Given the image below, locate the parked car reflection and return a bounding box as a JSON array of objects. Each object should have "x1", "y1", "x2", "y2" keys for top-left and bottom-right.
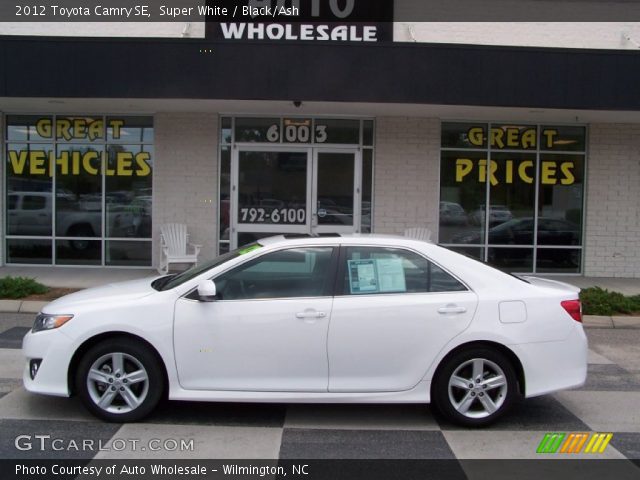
[
  {"x1": 440, "y1": 201, "x2": 468, "y2": 226},
  {"x1": 453, "y1": 217, "x2": 580, "y2": 246},
  {"x1": 470, "y1": 205, "x2": 513, "y2": 226},
  {"x1": 8, "y1": 191, "x2": 149, "y2": 247}
]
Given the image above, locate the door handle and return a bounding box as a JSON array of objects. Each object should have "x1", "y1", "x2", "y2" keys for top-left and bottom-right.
[
  {"x1": 296, "y1": 311, "x2": 327, "y2": 319},
  {"x1": 438, "y1": 305, "x2": 467, "y2": 314}
]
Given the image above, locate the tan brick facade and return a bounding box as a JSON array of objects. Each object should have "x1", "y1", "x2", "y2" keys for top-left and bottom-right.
[
  {"x1": 584, "y1": 124, "x2": 640, "y2": 277},
  {"x1": 373, "y1": 117, "x2": 440, "y2": 238},
  {"x1": 153, "y1": 113, "x2": 219, "y2": 267}
]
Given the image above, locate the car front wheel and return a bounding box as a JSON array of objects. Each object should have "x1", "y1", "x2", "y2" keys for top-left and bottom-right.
[
  {"x1": 432, "y1": 347, "x2": 518, "y2": 427},
  {"x1": 76, "y1": 338, "x2": 164, "y2": 422}
]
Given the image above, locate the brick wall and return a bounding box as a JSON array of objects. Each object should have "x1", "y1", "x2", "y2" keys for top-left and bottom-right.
[
  {"x1": 373, "y1": 117, "x2": 440, "y2": 238},
  {"x1": 153, "y1": 113, "x2": 219, "y2": 268},
  {"x1": 584, "y1": 124, "x2": 640, "y2": 277}
]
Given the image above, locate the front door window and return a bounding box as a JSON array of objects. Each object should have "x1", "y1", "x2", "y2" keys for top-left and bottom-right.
[
  {"x1": 218, "y1": 117, "x2": 374, "y2": 253},
  {"x1": 231, "y1": 147, "x2": 360, "y2": 248}
]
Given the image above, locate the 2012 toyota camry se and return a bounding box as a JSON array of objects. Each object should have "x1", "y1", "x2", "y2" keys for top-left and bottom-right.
[{"x1": 22, "y1": 234, "x2": 587, "y2": 426}]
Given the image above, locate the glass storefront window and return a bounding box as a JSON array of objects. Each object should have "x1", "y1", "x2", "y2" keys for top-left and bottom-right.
[
  {"x1": 440, "y1": 123, "x2": 586, "y2": 274},
  {"x1": 219, "y1": 116, "x2": 374, "y2": 255},
  {"x1": 235, "y1": 117, "x2": 281, "y2": 143},
  {"x1": 439, "y1": 150, "x2": 486, "y2": 245},
  {"x1": 237, "y1": 151, "x2": 308, "y2": 226},
  {"x1": 4, "y1": 115, "x2": 153, "y2": 266}
]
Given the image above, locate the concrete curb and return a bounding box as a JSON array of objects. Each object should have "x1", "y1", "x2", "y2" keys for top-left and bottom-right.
[{"x1": 0, "y1": 300, "x2": 48, "y2": 314}]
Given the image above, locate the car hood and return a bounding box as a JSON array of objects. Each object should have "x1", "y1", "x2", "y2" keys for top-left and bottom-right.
[{"x1": 42, "y1": 277, "x2": 158, "y2": 313}]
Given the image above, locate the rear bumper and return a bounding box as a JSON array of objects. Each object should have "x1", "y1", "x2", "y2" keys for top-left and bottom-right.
[{"x1": 511, "y1": 324, "x2": 588, "y2": 398}]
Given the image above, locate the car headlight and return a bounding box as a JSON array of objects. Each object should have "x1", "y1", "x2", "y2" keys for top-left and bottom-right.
[{"x1": 32, "y1": 313, "x2": 74, "y2": 333}]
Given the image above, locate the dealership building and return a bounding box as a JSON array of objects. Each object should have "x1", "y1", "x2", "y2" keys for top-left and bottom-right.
[{"x1": 1, "y1": 7, "x2": 640, "y2": 277}]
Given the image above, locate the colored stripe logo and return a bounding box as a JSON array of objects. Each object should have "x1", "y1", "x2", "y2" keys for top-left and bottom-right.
[{"x1": 537, "y1": 432, "x2": 613, "y2": 454}]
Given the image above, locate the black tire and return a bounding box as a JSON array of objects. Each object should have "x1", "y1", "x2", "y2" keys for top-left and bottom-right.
[
  {"x1": 75, "y1": 338, "x2": 164, "y2": 422},
  {"x1": 432, "y1": 347, "x2": 519, "y2": 427}
]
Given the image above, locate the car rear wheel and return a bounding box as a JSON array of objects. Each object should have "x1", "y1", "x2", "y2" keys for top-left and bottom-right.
[
  {"x1": 76, "y1": 338, "x2": 164, "y2": 422},
  {"x1": 432, "y1": 347, "x2": 518, "y2": 427}
]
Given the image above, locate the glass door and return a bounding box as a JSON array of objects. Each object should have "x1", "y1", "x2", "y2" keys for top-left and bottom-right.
[
  {"x1": 231, "y1": 147, "x2": 360, "y2": 248},
  {"x1": 312, "y1": 149, "x2": 360, "y2": 236}
]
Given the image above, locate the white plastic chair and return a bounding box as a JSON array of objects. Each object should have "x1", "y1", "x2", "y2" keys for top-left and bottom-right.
[
  {"x1": 158, "y1": 223, "x2": 201, "y2": 274},
  {"x1": 403, "y1": 227, "x2": 433, "y2": 243}
]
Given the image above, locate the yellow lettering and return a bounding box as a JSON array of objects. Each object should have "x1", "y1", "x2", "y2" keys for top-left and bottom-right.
[
  {"x1": 478, "y1": 159, "x2": 487, "y2": 183},
  {"x1": 542, "y1": 129, "x2": 558, "y2": 149},
  {"x1": 8, "y1": 151, "x2": 28, "y2": 174},
  {"x1": 135, "y1": 152, "x2": 152, "y2": 176},
  {"x1": 455, "y1": 158, "x2": 474, "y2": 182},
  {"x1": 490, "y1": 128, "x2": 504, "y2": 149},
  {"x1": 488, "y1": 160, "x2": 498, "y2": 186},
  {"x1": 467, "y1": 127, "x2": 484, "y2": 147},
  {"x1": 88, "y1": 119, "x2": 104, "y2": 141},
  {"x1": 116, "y1": 153, "x2": 134, "y2": 176},
  {"x1": 73, "y1": 119, "x2": 87, "y2": 139},
  {"x1": 560, "y1": 162, "x2": 575, "y2": 185},
  {"x1": 35, "y1": 119, "x2": 52, "y2": 138},
  {"x1": 505, "y1": 160, "x2": 514, "y2": 184},
  {"x1": 82, "y1": 151, "x2": 100, "y2": 175},
  {"x1": 518, "y1": 160, "x2": 534, "y2": 183},
  {"x1": 521, "y1": 128, "x2": 536, "y2": 148},
  {"x1": 506, "y1": 128, "x2": 519, "y2": 148},
  {"x1": 72, "y1": 151, "x2": 80, "y2": 175},
  {"x1": 541, "y1": 161, "x2": 557, "y2": 184},
  {"x1": 110, "y1": 119, "x2": 124, "y2": 140},
  {"x1": 30, "y1": 151, "x2": 46, "y2": 175},
  {"x1": 56, "y1": 119, "x2": 72, "y2": 141},
  {"x1": 56, "y1": 151, "x2": 69, "y2": 175}
]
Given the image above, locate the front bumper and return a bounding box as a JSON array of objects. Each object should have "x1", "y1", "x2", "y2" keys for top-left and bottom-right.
[{"x1": 22, "y1": 328, "x2": 74, "y2": 397}]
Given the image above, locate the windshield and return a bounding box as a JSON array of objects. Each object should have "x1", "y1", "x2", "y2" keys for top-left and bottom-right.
[{"x1": 152, "y1": 243, "x2": 262, "y2": 291}]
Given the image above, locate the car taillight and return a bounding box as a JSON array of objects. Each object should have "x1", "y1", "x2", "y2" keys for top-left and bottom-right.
[{"x1": 561, "y1": 299, "x2": 582, "y2": 323}]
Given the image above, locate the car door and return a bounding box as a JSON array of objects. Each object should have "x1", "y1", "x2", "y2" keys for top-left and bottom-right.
[
  {"x1": 174, "y1": 246, "x2": 337, "y2": 392},
  {"x1": 328, "y1": 245, "x2": 478, "y2": 392}
]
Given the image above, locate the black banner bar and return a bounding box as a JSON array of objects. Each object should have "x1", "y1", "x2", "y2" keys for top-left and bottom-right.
[
  {"x1": 3, "y1": 459, "x2": 640, "y2": 480},
  {"x1": 3, "y1": 1, "x2": 640, "y2": 22}
]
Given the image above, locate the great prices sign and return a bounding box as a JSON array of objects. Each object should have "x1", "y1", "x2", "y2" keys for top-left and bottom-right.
[{"x1": 451, "y1": 125, "x2": 582, "y2": 186}]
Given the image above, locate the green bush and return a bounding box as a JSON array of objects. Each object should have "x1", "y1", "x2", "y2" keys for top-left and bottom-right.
[
  {"x1": 0, "y1": 276, "x2": 48, "y2": 299},
  {"x1": 580, "y1": 287, "x2": 640, "y2": 316}
]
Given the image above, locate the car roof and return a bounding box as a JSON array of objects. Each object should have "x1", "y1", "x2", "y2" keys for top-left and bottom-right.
[{"x1": 257, "y1": 233, "x2": 411, "y2": 247}]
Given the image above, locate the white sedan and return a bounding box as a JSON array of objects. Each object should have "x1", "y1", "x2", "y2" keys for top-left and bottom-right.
[{"x1": 22, "y1": 235, "x2": 587, "y2": 426}]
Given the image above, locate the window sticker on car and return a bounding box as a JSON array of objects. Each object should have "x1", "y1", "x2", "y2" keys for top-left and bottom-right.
[
  {"x1": 348, "y1": 258, "x2": 408, "y2": 294},
  {"x1": 238, "y1": 244, "x2": 262, "y2": 255},
  {"x1": 376, "y1": 258, "x2": 407, "y2": 293},
  {"x1": 348, "y1": 259, "x2": 379, "y2": 294}
]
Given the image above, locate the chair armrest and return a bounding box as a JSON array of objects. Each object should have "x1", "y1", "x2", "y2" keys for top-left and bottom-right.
[{"x1": 188, "y1": 243, "x2": 202, "y2": 256}]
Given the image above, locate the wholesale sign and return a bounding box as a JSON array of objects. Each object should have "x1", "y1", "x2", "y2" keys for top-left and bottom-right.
[{"x1": 206, "y1": 0, "x2": 394, "y2": 42}]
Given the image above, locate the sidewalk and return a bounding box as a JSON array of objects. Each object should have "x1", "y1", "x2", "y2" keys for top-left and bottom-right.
[{"x1": 0, "y1": 265, "x2": 157, "y2": 289}]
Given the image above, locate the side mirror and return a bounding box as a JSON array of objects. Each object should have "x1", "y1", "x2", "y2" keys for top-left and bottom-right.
[{"x1": 197, "y1": 280, "x2": 217, "y2": 302}]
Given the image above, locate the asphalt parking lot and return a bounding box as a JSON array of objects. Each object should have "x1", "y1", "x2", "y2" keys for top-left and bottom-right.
[{"x1": 0, "y1": 313, "x2": 639, "y2": 478}]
